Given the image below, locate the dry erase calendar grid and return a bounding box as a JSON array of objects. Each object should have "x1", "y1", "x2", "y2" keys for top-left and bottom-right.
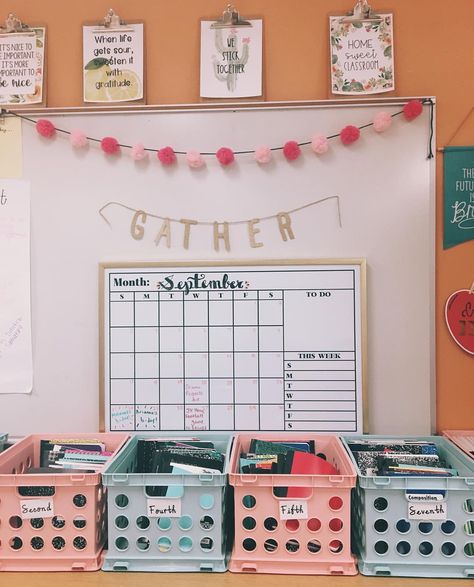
[{"x1": 102, "y1": 262, "x2": 364, "y2": 433}]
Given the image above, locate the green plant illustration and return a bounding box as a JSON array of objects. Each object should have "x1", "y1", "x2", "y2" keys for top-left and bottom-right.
[{"x1": 212, "y1": 28, "x2": 249, "y2": 92}]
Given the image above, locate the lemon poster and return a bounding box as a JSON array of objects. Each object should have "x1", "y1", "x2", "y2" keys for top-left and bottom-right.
[{"x1": 82, "y1": 24, "x2": 143, "y2": 103}]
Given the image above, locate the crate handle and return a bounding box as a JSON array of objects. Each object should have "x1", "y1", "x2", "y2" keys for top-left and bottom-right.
[
  {"x1": 329, "y1": 566, "x2": 345, "y2": 575},
  {"x1": 328, "y1": 475, "x2": 344, "y2": 484},
  {"x1": 372, "y1": 477, "x2": 391, "y2": 486},
  {"x1": 464, "y1": 478, "x2": 474, "y2": 487},
  {"x1": 374, "y1": 566, "x2": 392, "y2": 576},
  {"x1": 112, "y1": 474, "x2": 129, "y2": 484},
  {"x1": 463, "y1": 568, "x2": 474, "y2": 577},
  {"x1": 199, "y1": 473, "x2": 215, "y2": 483},
  {"x1": 240, "y1": 475, "x2": 258, "y2": 483},
  {"x1": 70, "y1": 475, "x2": 86, "y2": 483}
]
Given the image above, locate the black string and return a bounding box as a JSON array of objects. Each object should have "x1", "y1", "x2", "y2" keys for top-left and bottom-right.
[
  {"x1": 2, "y1": 101, "x2": 428, "y2": 157},
  {"x1": 425, "y1": 98, "x2": 435, "y2": 159}
]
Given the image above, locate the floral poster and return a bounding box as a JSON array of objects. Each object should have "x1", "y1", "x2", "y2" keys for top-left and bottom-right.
[
  {"x1": 0, "y1": 28, "x2": 45, "y2": 105},
  {"x1": 329, "y1": 15, "x2": 394, "y2": 95},
  {"x1": 200, "y1": 20, "x2": 263, "y2": 98}
]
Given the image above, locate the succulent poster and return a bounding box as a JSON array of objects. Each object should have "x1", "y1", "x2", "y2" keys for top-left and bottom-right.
[
  {"x1": 0, "y1": 28, "x2": 45, "y2": 105},
  {"x1": 200, "y1": 20, "x2": 263, "y2": 98},
  {"x1": 83, "y1": 24, "x2": 144, "y2": 103},
  {"x1": 330, "y1": 15, "x2": 394, "y2": 95}
]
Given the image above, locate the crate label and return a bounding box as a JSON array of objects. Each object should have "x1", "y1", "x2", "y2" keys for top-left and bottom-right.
[
  {"x1": 20, "y1": 498, "x2": 54, "y2": 519},
  {"x1": 408, "y1": 501, "x2": 447, "y2": 521},
  {"x1": 279, "y1": 500, "x2": 308, "y2": 520},
  {"x1": 146, "y1": 498, "x2": 181, "y2": 518},
  {"x1": 406, "y1": 490, "x2": 446, "y2": 502}
]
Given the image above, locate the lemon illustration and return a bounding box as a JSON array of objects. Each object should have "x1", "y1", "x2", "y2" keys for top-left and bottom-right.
[
  {"x1": 105, "y1": 69, "x2": 141, "y2": 102},
  {"x1": 84, "y1": 58, "x2": 110, "y2": 102}
]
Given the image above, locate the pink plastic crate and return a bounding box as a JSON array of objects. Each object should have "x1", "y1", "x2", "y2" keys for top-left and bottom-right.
[
  {"x1": 0, "y1": 432, "x2": 128, "y2": 571},
  {"x1": 443, "y1": 430, "x2": 474, "y2": 460},
  {"x1": 228, "y1": 433, "x2": 357, "y2": 575}
]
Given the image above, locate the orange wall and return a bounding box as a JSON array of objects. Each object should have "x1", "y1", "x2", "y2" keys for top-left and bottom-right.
[{"x1": 9, "y1": 0, "x2": 474, "y2": 431}]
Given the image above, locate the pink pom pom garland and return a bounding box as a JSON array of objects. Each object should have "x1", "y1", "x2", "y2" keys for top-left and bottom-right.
[
  {"x1": 157, "y1": 146, "x2": 177, "y2": 165},
  {"x1": 69, "y1": 129, "x2": 88, "y2": 148},
  {"x1": 283, "y1": 140, "x2": 301, "y2": 161},
  {"x1": 23, "y1": 99, "x2": 428, "y2": 166},
  {"x1": 131, "y1": 143, "x2": 148, "y2": 161},
  {"x1": 403, "y1": 99, "x2": 423, "y2": 121},
  {"x1": 254, "y1": 146, "x2": 272, "y2": 164},
  {"x1": 340, "y1": 125, "x2": 360, "y2": 146},
  {"x1": 373, "y1": 112, "x2": 392, "y2": 133},
  {"x1": 311, "y1": 134, "x2": 329, "y2": 154},
  {"x1": 216, "y1": 147, "x2": 235, "y2": 166},
  {"x1": 36, "y1": 119, "x2": 56, "y2": 138},
  {"x1": 186, "y1": 150, "x2": 205, "y2": 169},
  {"x1": 101, "y1": 136, "x2": 120, "y2": 155}
]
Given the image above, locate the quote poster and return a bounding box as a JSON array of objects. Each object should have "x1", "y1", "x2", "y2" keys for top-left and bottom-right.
[
  {"x1": 83, "y1": 23, "x2": 144, "y2": 103},
  {"x1": 0, "y1": 28, "x2": 45, "y2": 105},
  {"x1": 330, "y1": 14, "x2": 394, "y2": 95},
  {"x1": 200, "y1": 20, "x2": 262, "y2": 98},
  {"x1": 443, "y1": 146, "x2": 474, "y2": 249}
]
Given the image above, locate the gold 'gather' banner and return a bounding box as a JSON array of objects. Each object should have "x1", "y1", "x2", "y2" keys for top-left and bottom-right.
[{"x1": 98, "y1": 196, "x2": 342, "y2": 251}]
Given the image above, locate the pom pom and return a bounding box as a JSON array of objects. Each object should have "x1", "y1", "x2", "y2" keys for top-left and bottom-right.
[
  {"x1": 283, "y1": 140, "x2": 301, "y2": 161},
  {"x1": 69, "y1": 129, "x2": 88, "y2": 148},
  {"x1": 311, "y1": 134, "x2": 329, "y2": 155},
  {"x1": 216, "y1": 147, "x2": 235, "y2": 166},
  {"x1": 36, "y1": 119, "x2": 56, "y2": 138},
  {"x1": 373, "y1": 112, "x2": 392, "y2": 133},
  {"x1": 131, "y1": 143, "x2": 148, "y2": 161},
  {"x1": 101, "y1": 136, "x2": 120, "y2": 155},
  {"x1": 186, "y1": 150, "x2": 205, "y2": 169},
  {"x1": 158, "y1": 146, "x2": 177, "y2": 165},
  {"x1": 340, "y1": 125, "x2": 360, "y2": 146},
  {"x1": 403, "y1": 99, "x2": 423, "y2": 121},
  {"x1": 254, "y1": 146, "x2": 272, "y2": 164}
]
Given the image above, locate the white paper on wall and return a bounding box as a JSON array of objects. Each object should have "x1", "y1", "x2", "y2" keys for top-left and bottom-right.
[{"x1": 0, "y1": 180, "x2": 32, "y2": 394}]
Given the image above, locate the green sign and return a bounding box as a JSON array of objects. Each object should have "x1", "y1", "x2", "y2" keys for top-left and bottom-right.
[{"x1": 444, "y1": 146, "x2": 474, "y2": 249}]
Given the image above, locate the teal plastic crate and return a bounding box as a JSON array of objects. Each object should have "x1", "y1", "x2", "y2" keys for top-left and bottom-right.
[
  {"x1": 343, "y1": 435, "x2": 474, "y2": 578},
  {"x1": 102, "y1": 434, "x2": 233, "y2": 572},
  {"x1": 0, "y1": 434, "x2": 8, "y2": 453}
]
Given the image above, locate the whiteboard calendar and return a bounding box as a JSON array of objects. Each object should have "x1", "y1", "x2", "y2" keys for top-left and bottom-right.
[{"x1": 100, "y1": 260, "x2": 365, "y2": 433}]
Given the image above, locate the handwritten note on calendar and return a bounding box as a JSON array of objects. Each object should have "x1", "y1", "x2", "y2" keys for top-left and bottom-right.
[{"x1": 101, "y1": 261, "x2": 365, "y2": 433}]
